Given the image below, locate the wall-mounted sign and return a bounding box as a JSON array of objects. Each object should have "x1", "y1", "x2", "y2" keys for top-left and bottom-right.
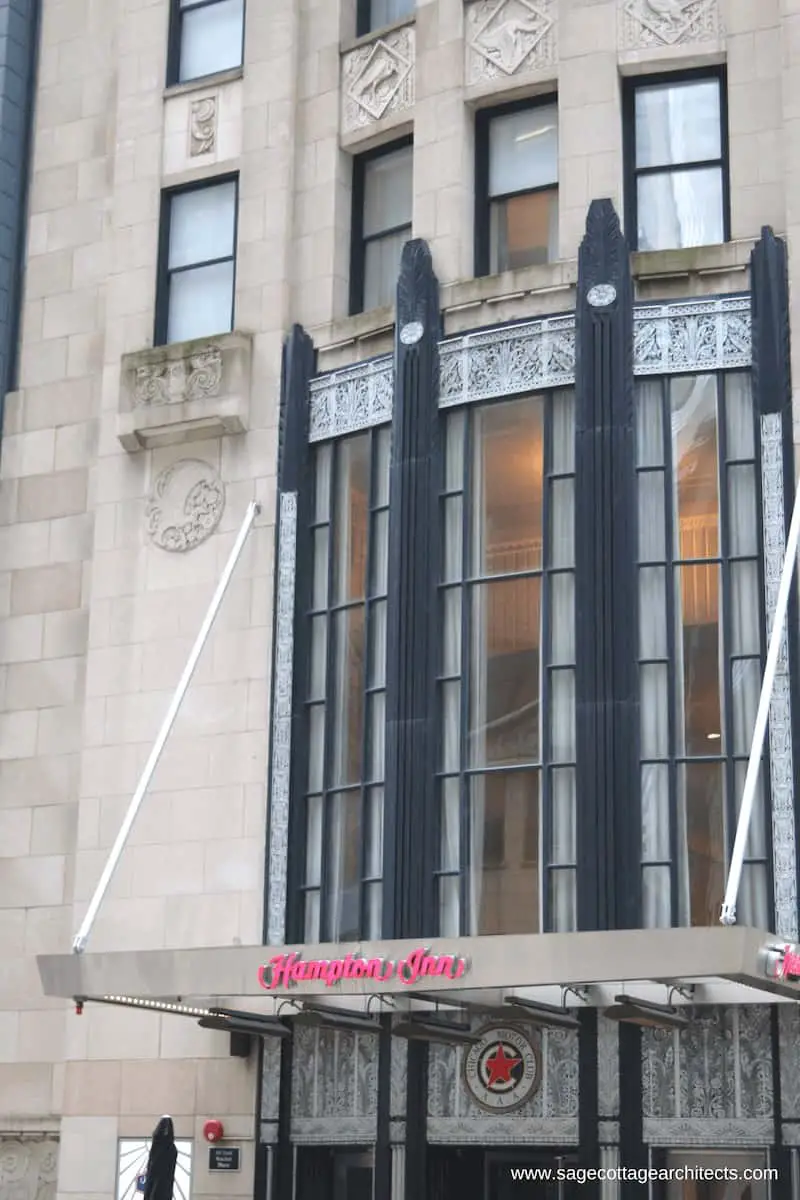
[
  {"x1": 209, "y1": 1147, "x2": 241, "y2": 1172},
  {"x1": 463, "y1": 1025, "x2": 541, "y2": 1113},
  {"x1": 258, "y1": 946, "x2": 470, "y2": 991},
  {"x1": 135, "y1": 1174, "x2": 147, "y2": 1193},
  {"x1": 759, "y1": 940, "x2": 800, "y2": 982}
]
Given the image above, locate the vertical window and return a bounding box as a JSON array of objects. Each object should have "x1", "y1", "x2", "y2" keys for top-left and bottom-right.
[
  {"x1": 476, "y1": 100, "x2": 559, "y2": 277},
  {"x1": 351, "y1": 142, "x2": 413, "y2": 315},
  {"x1": 437, "y1": 391, "x2": 577, "y2": 937},
  {"x1": 169, "y1": 0, "x2": 245, "y2": 86},
  {"x1": 637, "y1": 373, "x2": 769, "y2": 929},
  {"x1": 625, "y1": 70, "x2": 729, "y2": 252},
  {"x1": 357, "y1": 0, "x2": 415, "y2": 36},
  {"x1": 303, "y1": 428, "x2": 390, "y2": 943},
  {"x1": 157, "y1": 178, "x2": 237, "y2": 346}
]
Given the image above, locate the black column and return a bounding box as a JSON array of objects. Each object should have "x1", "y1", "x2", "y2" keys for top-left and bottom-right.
[
  {"x1": 574, "y1": 199, "x2": 640, "y2": 931},
  {"x1": 618, "y1": 1025, "x2": 645, "y2": 1200},
  {"x1": 383, "y1": 239, "x2": 441, "y2": 939}
]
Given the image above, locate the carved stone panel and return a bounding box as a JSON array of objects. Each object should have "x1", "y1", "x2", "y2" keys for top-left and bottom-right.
[
  {"x1": 620, "y1": 0, "x2": 723, "y2": 52},
  {"x1": 466, "y1": 0, "x2": 557, "y2": 87},
  {"x1": 342, "y1": 25, "x2": 415, "y2": 135},
  {"x1": 118, "y1": 331, "x2": 252, "y2": 451},
  {"x1": 0, "y1": 1138, "x2": 58, "y2": 1200},
  {"x1": 189, "y1": 96, "x2": 217, "y2": 156},
  {"x1": 291, "y1": 1024, "x2": 379, "y2": 1144},
  {"x1": 145, "y1": 458, "x2": 225, "y2": 552},
  {"x1": 779, "y1": 1005, "x2": 800, "y2": 1120},
  {"x1": 309, "y1": 357, "x2": 394, "y2": 442},
  {"x1": 642, "y1": 1007, "x2": 773, "y2": 1145}
]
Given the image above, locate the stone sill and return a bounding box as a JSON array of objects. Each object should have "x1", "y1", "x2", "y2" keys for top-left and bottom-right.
[
  {"x1": 163, "y1": 65, "x2": 244, "y2": 100},
  {"x1": 631, "y1": 239, "x2": 757, "y2": 283},
  {"x1": 117, "y1": 331, "x2": 252, "y2": 452},
  {"x1": 341, "y1": 15, "x2": 415, "y2": 54}
]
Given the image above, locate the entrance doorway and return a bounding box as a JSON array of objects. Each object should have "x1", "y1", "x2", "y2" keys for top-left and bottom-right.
[
  {"x1": 295, "y1": 1147, "x2": 374, "y2": 1200},
  {"x1": 428, "y1": 1147, "x2": 579, "y2": 1200}
]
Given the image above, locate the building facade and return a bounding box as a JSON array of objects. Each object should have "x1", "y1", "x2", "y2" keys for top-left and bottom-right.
[{"x1": 4, "y1": 1, "x2": 800, "y2": 1199}]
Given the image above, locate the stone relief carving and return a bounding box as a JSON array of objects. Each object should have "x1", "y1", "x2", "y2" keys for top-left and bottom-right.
[
  {"x1": 390, "y1": 1030, "x2": 408, "y2": 1119},
  {"x1": 189, "y1": 96, "x2": 217, "y2": 156},
  {"x1": 440, "y1": 315, "x2": 575, "y2": 407},
  {"x1": 466, "y1": 0, "x2": 556, "y2": 85},
  {"x1": 633, "y1": 297, "x2": 751, "y2": 377},
  {"x1": 309, "y1": 357, "x2": 394, "y2": 442},
  {"x1": 267, "y1": 492, "x2": 297, "y2": 946},
  {"x1": 134, "y1": 345, "x2": 223, "y2": 407},
  {"x1": 641, "y1": 1118, "x2": 774, "y2": 1146},
  {"x1": 342, "y1": 26, "x2": 415, "y2": 133},
  {"x1": 761, "y1": 412, "x2": 798, "y2": 941},
  {"x1": 145, "y1": 458, "x2": 225, "y2": 552},
  {"x1": 620, "y1": 0, "x2": 722, "y2": 51},
  {"x1": 291, "y1": 1024, "x2": 379, "y2": 1143},
  {"x1": 779, "y1": 1005, "x2": 800, "y2": 1119},
  {"x1": 0, "y1": 1138, "x2": 58, "y2": 1200},
  {"x1": 597, "y1": 1015, "x2": 620, "y2": 1119},
  {"x1": 643, "y1": 1007, "x2": 772, "y2": 1144}
]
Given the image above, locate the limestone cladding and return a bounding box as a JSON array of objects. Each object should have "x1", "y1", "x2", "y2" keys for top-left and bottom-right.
[{"x1": 0, "y1": 0, "x2": 797, "y2": 1197}]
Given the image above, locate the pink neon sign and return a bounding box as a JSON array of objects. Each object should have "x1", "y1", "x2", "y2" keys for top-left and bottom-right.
[{"x1": 258, "y1": 946, "x2": 470, "y2": 991}]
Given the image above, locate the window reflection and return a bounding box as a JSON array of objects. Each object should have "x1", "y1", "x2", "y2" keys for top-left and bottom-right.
[{"x1": 665, "y1": 1152, "x2": 769, "y2": 1200}]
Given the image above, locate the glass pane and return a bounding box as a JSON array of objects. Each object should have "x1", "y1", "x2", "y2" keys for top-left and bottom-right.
[
  {"x1": 638, "y1": 472, "x2": 666, "y2": 561},
  {"x1": 550, "y1": 574, "x2": 574, "y2": 665},
  {"x1": 308, "y1": 708, "x2": 325, "y2": 793},
  {"x1": 549, "y1": 868, "x2": 576, "y2": 932},
  {"x1": 441, "y1": 679, "x2": 460, "y2": 772},
  {"x1": 672, "y1": 374, "x2": 719, "y2": 560},
  {"x1": 330, "y1": 606, "x2": 366, "y2": 787},
  {"x1": 489, "y1": 187, "x2": 558, "y2": 272},
  {"x1": 365, "y1": 882, "x2": 382, "y2": 939},
  {"x1": 169, "y1": 182, "x2": 236, "y2": 269},
  {"x1": 369, "y1": 599, "x2": 387, "y2": 687},
  {"x1": 468, "y1": 771, "x2": 539, "y2": 935},
  {"x1": 640, "y1": 664, "x2": 669, "y2": 758},
  {"x1": 730, "y1": 561, "x2": 760, "y2": 656},
  {"x1": 440, "y1": 777, "x2": 460, "y2": 871},
  {"x1": 641, "y1": 764, "x2": 670, "y2": 861},
  {"x1": 469, "y1": 576, "x2": 541, "y2": 767},
  {"x1": 368, "y1": 691, "x2": 385, "y2": 781},
  {"x1": 739, "y1": 864, "x2": 769, "y2": 929},
  {"x1": 637, "y1": 167, "x2": 724, "y2": 251},
  {"x1": 732, "y1": 657, "x2": 760, "y2": 756},
  {"x1": 369, "y1": 0, "x2": 415, "y2": 31},
  {"x1": 309, "y1": 618, "x2": 327, "y2": 700},
  {"x1": 366, "y1": 787, "x2": 384, "y2": 878},
  {"x1": 325, "y1": 790, "x2": 361, "y2": 941},
  {"x1": 304, "y1": 890, "x2": 320, "y2": 942},
  {"x1": 312, "y1": 528, "x2": 329, "y2": 610},
  {"x1": 550, "y1": 767, "x2": 575, "y2": 863},
  {"x1": 364, "y1": 146, "x2": 413, "y2": 237},
  {"x1": 676, "y1": 564, "x2": 721, "y2": 754},
  {"x1": 636, "y1": 381, "x2": 664, "y2": 467},
  {"x1": 728, "y1": 465, "x2": 758, "y2": 556},
  {"x1": 472, "y1": 396, "x2": 544, "y2": 576},
  {"x1": 550, "y1": 478, "x2": 574, "y2": 568},
  {"x1": 446, "y1": 410, "x2": 466, "y2": 491},
  {"x1": 549, "y1": 668, "x2": 575, "y2": 763},
  {"x1": 439, "y1": 874, "x2": 460, "y2": 937},
  {"x1": 371, "y1": 509, "x2": 388, "y2": 595},
  {"x1": 305, "y1": 795, "x2": 323, "y2": 886},
  {"x1": 489, "y1": 105, "x2": 558, "y2": 195},
  {"x1": 551, "y1": 390, "x2": 575, "y2": 473},
  {"x1": 635, "y1": 79, "x2": 721, "y2": 169},
  {"x1": 725, "y1": 374, "x2": 755, "y2": 459},
  {"x1": 639, "y1": 566, "x2": 667, "y2": 659},
  {"x1": 642, "y1": 865, "x2": 671, "y2": 928},
  {"x1": 665, "y1": 1152, "x2": 769, "y2": 1200},
  {"x1": 679, "y1": 761, "x2": 725, "y2": 926},
  {"x1": 734, "y1": 760, "x2": 767, "y2": 858},
  {"x1": 442, "y1": 588, "x2": 462, "y2": 675},
  {"x1": 167, "y1": 260, "x2": 234, "y2": 343},
  {"x1": 179, "y1": 0, "x2": 244, "y2": 82},
  {"x1": 364, "y1": 229, "x2": 407, "y2": 310},
  {"x1": 315, "y1": 444, "x2": 332, "y2": 522},
  {"x1": 374, "y1": 427, "x2": 391, "y2": 506},
  {"x1": 333, "y1": 436, "x2": 370, "y2": 604},
  {"x1": 443, "y1": 496, "x2": 463, "y2": 582}
]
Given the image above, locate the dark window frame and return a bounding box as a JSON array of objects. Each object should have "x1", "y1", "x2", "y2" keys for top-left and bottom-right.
[
  {"x1": 154, "y1": 173, "x2": 239, "y2": 348},
  {"x1": 622, "y1": 65, "x2": 731, "y2": 253},
  {"x1": 349, "y1": 136, "x2": 413, "y2": 317},
  {"x1": 356, "y1": 0, "x2": 414, "y2": 37},
  {"x1": 166, "y1": 0, "x2": 246, "y2": 88},
  {"x1": 474, "y1": 92, "x2": 559, "y2": 279}
]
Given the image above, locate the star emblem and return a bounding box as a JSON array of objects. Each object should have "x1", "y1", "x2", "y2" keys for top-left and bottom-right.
[{"x1": 484, "y1": 1043, "x2": 522, "y2": 1087}]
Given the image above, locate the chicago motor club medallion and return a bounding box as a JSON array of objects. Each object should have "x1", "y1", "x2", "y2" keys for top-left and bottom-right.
[{"x1": 463, "y1": 1025, "x2": 541, "y2": 1113}]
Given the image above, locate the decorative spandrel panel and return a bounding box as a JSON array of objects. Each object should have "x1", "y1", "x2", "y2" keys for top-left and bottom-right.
[
  {"x1": 642, "y1": 1007, "x2": 773, "y2": 1145},
  {"x1": 619, "y1": 0, "x2": 723, "y2": 51},
  {"x1": 260, "y1": 1038, "x2": 283, "y2": 1144},
  {"x1": 291, "y1": 1024, "x2": 379, "y2": 1144},
  {"x1": 427, "y1": 1019, "x2": 579, "y2": 1144},
  {"x1": 779, "y1": 1006, "x2": 800, "y2": 1121},
  {"x1": 465, "y1": 0, "x2": 557, "y2": 87},
  {"x1": 0, "y1": 1138, "x2": 58, "y2": 1200},
  {"x1": 341, "y1": 25, "x2": 415, "y2": 136}
]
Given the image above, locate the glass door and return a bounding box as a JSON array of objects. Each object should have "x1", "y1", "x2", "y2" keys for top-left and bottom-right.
[{"x1": 333, "y1": 1151, "x2": 374, "y2": 1200}]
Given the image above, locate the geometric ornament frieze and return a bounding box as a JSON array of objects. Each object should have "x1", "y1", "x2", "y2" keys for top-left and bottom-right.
[
  {"x1": 145, "y1": 458, "x2": 226, "y2": 553},
  {"x1": 342, "y1": 25, "x2": 415, "y2": 133},
  {"x1": 466, "y1": 0, "x2": 557, "y2": 85},
  {"x1": 620, "y1": 0, "x2": 722, "y2": 50}
]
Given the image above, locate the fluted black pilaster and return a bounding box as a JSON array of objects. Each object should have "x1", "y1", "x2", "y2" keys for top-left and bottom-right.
[
  {"x1": 383, "y1": 239, "x2": 441, "y2": 939},
  {"x1": 574, "y1": 200, "x2": 639, "y2": 931}
]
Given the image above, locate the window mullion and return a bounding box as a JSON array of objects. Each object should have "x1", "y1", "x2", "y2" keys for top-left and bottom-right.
[
  {"x1": 458, "y1": 411, "x2": 473, "y2": 937},
  {"x1": 319, "y1": 442, "x2": 340, "y2": 943},
  {"x1": 661, "y1": 375, "x2": 681, "y2": 928},
  {"x1": 355, "y1": 433, "x2": 379, "y2": 940},
  {"x1": 540, "y1": 397, "x2": 552, "y2": 933}
]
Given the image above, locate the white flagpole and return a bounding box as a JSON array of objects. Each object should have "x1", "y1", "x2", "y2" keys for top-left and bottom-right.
[
  {"x1": 721, "y1": 481, "x2": 800, "y2": 925},
  {"x1": 72, "y1": 501, "x2": 261, "y2": 954}
]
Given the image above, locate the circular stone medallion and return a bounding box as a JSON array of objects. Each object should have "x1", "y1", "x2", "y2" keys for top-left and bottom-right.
[
  {"x1": 146, "y1": 458, "x2": 225, "y2": 553},
  {"x1": 463, "y1": 1025, "x2": 541, "y2": 1113},
  {"x1": 587, "y1": 283, "x2": 617, "y2": 308},
  {"x1": 400, "y1": 321, "x2": 424, "y2": 345}
]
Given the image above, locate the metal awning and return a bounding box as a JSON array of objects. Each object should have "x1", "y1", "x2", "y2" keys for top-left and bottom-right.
[{"x1": 37, "y1": 927, "x2": 800, "y2": 1015}]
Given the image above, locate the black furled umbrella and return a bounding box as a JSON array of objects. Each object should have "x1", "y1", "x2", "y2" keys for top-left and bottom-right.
[{"x1": 143, "y1": 1116, "x2": 177, "y2": 1200}]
